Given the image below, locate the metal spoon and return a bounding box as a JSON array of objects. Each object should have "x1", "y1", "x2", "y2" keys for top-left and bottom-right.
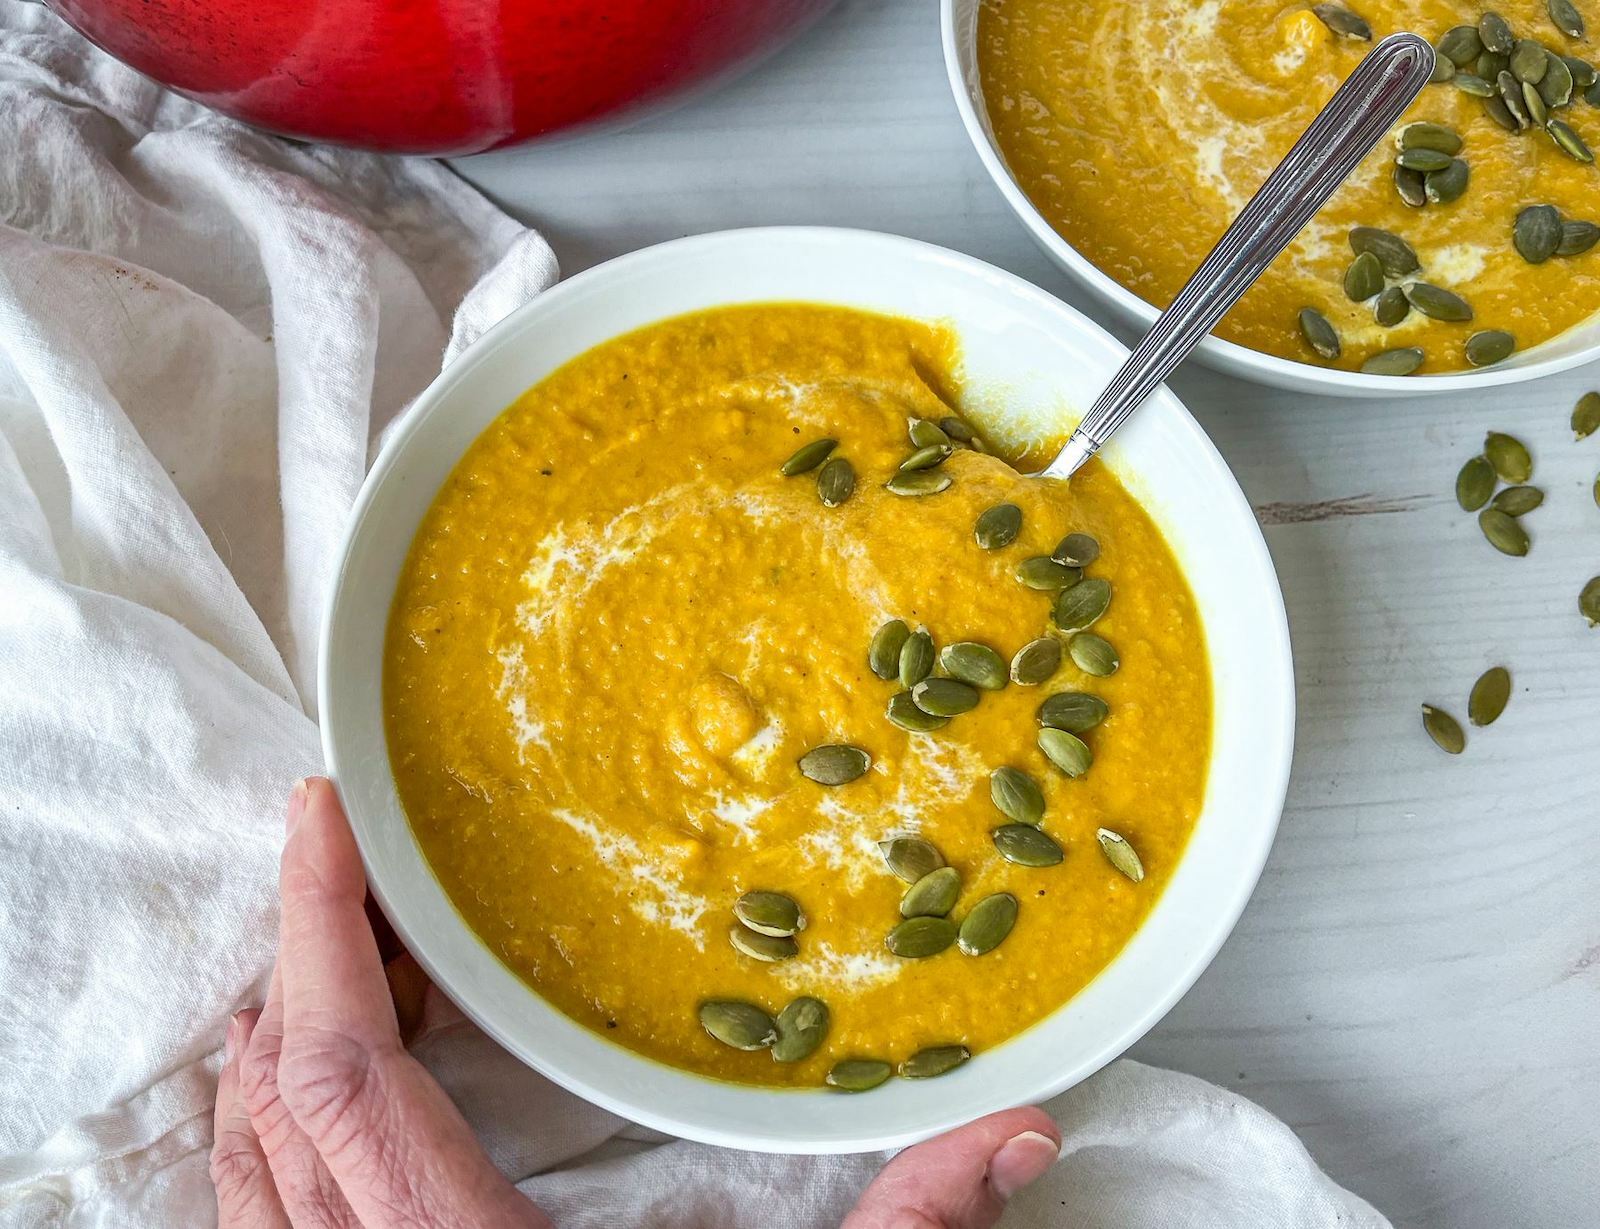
[{"x1": 1040, "y1": 31, "x2": 1435, "y2": 480}]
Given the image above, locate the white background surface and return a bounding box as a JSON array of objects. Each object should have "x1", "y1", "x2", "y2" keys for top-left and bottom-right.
[{"x1": 453, "y1": 3, "x2": 1600, "y2": 1224}]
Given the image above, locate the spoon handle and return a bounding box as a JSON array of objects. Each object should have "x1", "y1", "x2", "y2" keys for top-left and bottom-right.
[{"x1": 1041, "y1": 31, "x2": 1436, "y2": 479}]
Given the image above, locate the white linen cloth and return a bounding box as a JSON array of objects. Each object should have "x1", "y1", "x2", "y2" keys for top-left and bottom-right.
[{"x1": 0, "y1": 4, "x2": 1388, "y2": 1226}]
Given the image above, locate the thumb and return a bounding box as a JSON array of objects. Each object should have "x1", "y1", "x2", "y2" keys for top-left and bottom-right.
[{"x1": 843, "y1": 1107, "x2": 1062, "y2": 1229}]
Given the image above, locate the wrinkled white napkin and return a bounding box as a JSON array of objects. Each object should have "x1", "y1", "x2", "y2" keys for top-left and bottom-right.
[{"x1": 0, "y1": 5, "x2": 1388, "y2": 1226}]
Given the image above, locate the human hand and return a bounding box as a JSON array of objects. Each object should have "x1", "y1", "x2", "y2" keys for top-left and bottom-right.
[{"x1": 212, "y1": 778, "x2": 1061, "y2": 1227}]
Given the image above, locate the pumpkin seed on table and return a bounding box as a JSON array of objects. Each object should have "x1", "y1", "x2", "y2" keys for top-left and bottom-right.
[
  {"x1": 1311, "y1": 2, "x2": 1371, "y2": 40},
  {"x1": 1395, "y1": 146, "x2": 1453, "y2": 173},
  {"x1": 870, "y1": 619, "x2": 910, "y2": 680},
  {"x1": 1484, "y1": 431, "x2": 1532, "y2": 482},
  {"x1": 1523, "y1": 78, "x2": 1550, "y2": 126},
  {"x1": 1514, "y1": 205, "x2": 1563, "y2": 263},
  {"x1": 1490, "y1": 484, "x2": 1544, "y2": 515},
  {"x1": 1589, "y1": 78, "x2": 1600, "y2": 105},
  {"x1": 1052, "y1": 531, "x2": 1100, "y2": 567},
  {"x1": 899, "y1": 629, "x2": 936, "y2": 687},
  {"x1": 1016, "y1": 556, "x2": 1081, "y2": 590},
  {"x1": 1069, "y1": 632, "x2": 1120, "y2": 676},
  {"x1": 1483, "y1": 93, "x2": 1521, "y2": 131},
  {"x1": 1038, "y1": 690, "x2": 1109, "y2": 732},
  {"x1": 900, "y1": 865, "x2": 961, "y2": 918},
  {"x1": 1349, "y1": 226, "x2": 1419, "y2": 275},
  {"x1": 730, "y1": 926, "x2": 799, "y2": 962},
  {"x1": 957, "y1": 892, "x2": 1019, "y2": 955},
  {"x1": 991, "y1": 765, "x2": 1046, "y2": 825},
  {"x1": 1432, "y1": 54, "x2": 1458, "y2": 83},
  {"x1": 1038, "y1": 727, "x2": 1093, "y2": 778},
  {"x1": 1361, "y1": 347, "x2": 1425, "y2": 375},
  {"x1": 974, "y1": 502, "x2": 1022, "y2": 550},
  {"x1": 993, "y1": 823, "x2": 1064, "y2": 867},
  {"x1": 1374, "y1": 286, "x2": 1410, "y2": 326},
  {"x1": 886, "y1": 469, "x2": 952, "y2": 497},
  {"x1": 817, "y1": 457, "x2": 856, "y2": 507},
  {"x1": 912, "y1": 677, "x2": 980, "y2": 716},
  {"x1": 735, "y1": 890, "x2": 806, "y2": 937},
  {"x1": 1479, "y1": 49, "x2": 1511, "y2": 81},
  {"x1": 1558, "y1": 220, "x2": 1600, "y2": 256},
  {"x1": 1548, "y1": 0, "x2": 1586, "y2": 39},
  {"x1": 1344, "y1": 251, "x2": 1385, "y2": 301},
  {"x1": 939, "y1": 416, "x2": 975, "y2": 443},
  {"x1": 1547, "y1": 118, "x2": 1594, "y2": 163},
  {"x1": 699, "y1": 1000, "x2": 777, "y2": 1050},
  {"x1": 1565, "y1": 56, "x2": 1597, "y2": 92},
  {"x1": 1539, "y1": 52, "x2": 1575, "y2": 105},
  {"x1": 1404, "y1": 282, "x2": 1473, "y2": 322},
  {"x1": 1581, "y1": 576, "x2": 1600, "y2": 626},
  {"x1": 1465, "y1": 330, "x2": 1515, "y2": 367},
  {"x1": 879, "y1": 836, "x2": 945, "y2": 883},
  {"x1": 1425, "y1": 158, "x2": 1469, "y2": 204},
  {"x1": 1497, "y1": 71, "x2": 1533, "y2": 125},
  {"x1": 1454, "y1": 71, "x2": 1497, "y2": 96},
  {"x1": 899, "y1": 1045, "x2": 971, "y2": 1079},
  {"x1": 1438, "y1": 24, "x2": 1484, "y2": 65},
  {"x1": 780, "y1": 437, "x2": 836, "y2": 476},
  {"x1": 1421, "y1": 704, "x2": 1466, "y2": 754},
  {"x1": 826, "y1": 1058, "x2": 892, "y2": 1092},
  {"x1": 1393, "y1": 163, "x2": 1427, "y2": 207},
  {"x1": 1479, "y1": 507, "x2": 1531, "y2": 555},
  {"x1": 1298, "y1": 308, "x2": 1342, "y2": 359},
  {"x1": 1512, "y1": 38, "x2": 1550, "y2": 83},
  {"x1": 1054, "y1": 577, "x2": 1111, "y2": 632},
  {"x1": 1469, "y1": 666, "x2": 1512, "y2": 727},
  {"x1": 1479, "y1": 11, "x2": 1515, "y2": 55},
  {"x1": 798, "y1": 744, "x2": 871, "y2": 785},
  {"x1": 1573, "y1": 391, "x2": 1600, "y2": 439},
  {"x1": 771, "y1": 997, "x2": 829, "y2": 1063},
  {"x1": 886, "y1": 690, "x2": 950, "y2": 733},
  {"x1": 899, "y1": 442, "x2": 953, "y2": 472},
  {"x1": 1011, "y1": 637, "x2": 1063, "y2": 686},
  {"x1": 940, "y1": 642, "x2": 1008, "y2": 690},
  {"x1": 885, "y1": 915, "x2": 957, "y2": 958},
  {"x1": 909, "y1": 418, "x2": 951, "y2": 449},
  {"x1": 1399, "y1": 121, "x2": 1463, "y2": 153},
  {"x1": 1456, "y1": 455, "x2": 1496, "y2": 511},
  {"x1": 1095, "y1": 828, "x2": 1146, "y2": 883}
]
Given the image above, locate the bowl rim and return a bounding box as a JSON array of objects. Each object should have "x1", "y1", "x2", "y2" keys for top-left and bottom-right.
[
  {"x1": 318, "y1": 225, "x2": 1296, "y2": 1153},
  {"x1": 938, "y1": 0, "x2": 1600, "y2": 395}
]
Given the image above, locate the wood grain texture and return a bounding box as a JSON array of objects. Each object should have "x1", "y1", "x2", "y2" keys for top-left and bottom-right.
[{"x1": 454, "y1": 3, "x2": 1600, "y2": 1223}]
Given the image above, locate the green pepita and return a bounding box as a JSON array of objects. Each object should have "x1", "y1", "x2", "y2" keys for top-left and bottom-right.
[
  {"x1": 1580, "y1": 576, "x2": 1600, "y2": 625},
  {"x1": 1572, "y1": 391, "x2": 1600, "y2": 439},
  {"x1": 772, "y1": 997, "x2": 829, "y2": 1063},
  {"x1": 1432, "y1": 53, "x2": 1458, "y2": 82},
  {"x1": 899, "y1": 630, "x2": 935, "y2": 688},
  {"x1": 940, "y1": 641, "x2": 1008, "y2": 690},
  {"x1": 1457, "y1": 455, "x2": 1497, "y2": 512},
  {"x1": 1424, "y1": 158, "x2": 1469, "y2": 204},
  {"x1": 1394, "y1": 163, "x2": 1427, "y2": 207},
  {"x1": 899, "y1": 443, "x2": 953, "y2": 472},
  {"x1": 1558, "y1": 220, "x2": 1600, "y2": 255},
  {"x1": 991, "y1": 765, "x2": 1046, "y2": 825},
  {"x1": 1478, "y1": 507, "x2": 1531, "y2": 555},
  {"x1": 912, "y1": 677, "x2": 980, "y2": 716},
  {"x1": 1483, "y1": 93, "x2": 1521, "y2": 130},
  {"x1": 1468, "y1": 666, "x2": 1511, "y2": 727},
  {"x1": 886, "y1": 690, "x2": 951, "y2": 733},
  {"x1": 900, "y1": 866, "x2": 961, "y2": 918},
  {"x1": 1344, "y1": 250, "x2": 1385, "y2": 301},
  {"x1": 879, "y1": 836, "x2": 945, "y2": 884},
  {"x1": 1361, "y1": 347, "x2": 1425, "y2": 375},
  {"x1": 1069, "y1": 632, "x2": 1120, "y2": 676},
  {"x1": 798, "y1": 744, "x2": 871, "y2": 785},
  {"x1": 1421, "y1": 704, "x2": 1466, "y2": 754},
  {"x1": 957, "y1": 893, "x2": 1019, "y2": 955},
  {"x1": 1490, "y1": 484, "x2": 1543, "y2": 515},
  {"x1": 1374, "y1": 285, "x2": 1410, "y2": 326},
  {"x1": 826, "y1": 1058, "x2": 892, "y2": 1091},
  {"x1": 1479, "y1": 11, "x2": 1515, "y2": 55},
  {"x1": 781, "y1": 437, "x2": 836, "y2": 476},
  {"x1": 1454, "y1": 71, "x2": 1496, "y2": 96},
  {"x1": 817, "y1": 456, "x2": 856, "y2": 507},
  {"x1": 909, "y1": 418, "x2": 952, "y2": 449},
  {"x1": 1054, "y1": 577, "x2": 1112, "y2": 633},
  {"x1": 734, "y1": 890, "x2": 806, "y2": 937},
  {"x1": 992, "y1": 823, "x2": 1065, "y2": 868},
  {"x1": 885, "y1": 469, "x2": 952, "y2": 497},
  {"x1": 870, "y1": 619, "x2": 910, "y2": 680},
  {"x1": 1484, "y1": 431, "x2": 1533, "y2": 482},
  {"x1": 1038, "y1": 690, "x2": 1110, "y2": 733},
  {"x1": 1438, "y1": 25, "x2": 1484, "y2": 65},
  {"x1": 1478, "y1": 49, "x2": 1511, "y2": 80},
  {"x1": 1547, "y1": 117, "x2": 1594, "y2": 162},
  {"x1": 699, "y1": 1000, "x2": 777, "y2": 1050},
  {"x1": 1052, "y1": 531, "x2": 1101, "y2": 567},
  {"x1": 1298, "y1": 307, "x2": 1342, "y2": 359},
  {"x1": 1404, "y1": 282, "x2": 1473, "y2": 322},
  {"x1": 1465, "y1": 330, "x2": 1515, "y2": 366},
  {"x1": 1400, "y1": 120, "x2": 1464, "y2": 153},
  {"x1": 1512, "y1": 38, "x2": 1550, "y2": 83},
  {"x1": 1395, "y1": 146, "x2": 1453, "y2": 173},
  {"x1": 1010, "y1": 637, "x2": 1064, "y2": 686},
  {"x1": 1514, "y1": 204, "x2": 1563, "y2": 263},
  {"x1": 1539, "y1": 51, "x2": 1575, "y2": 105},
  {"x1": 1349, "y1": 226, "x2": 1420, "y2": 275},
  {"x1": 974, "y1": 502, "x2": 1023, "y2": 550},
  {"x1": 1037, "y1": 727, "x2": 1093, "y2": 778},
  {"x1": 1498, "y1": 71, "x2": 1533, "y2": 125},
  {"x1": 899, "y1": 1045, "x2": 971, "y2": 1079},
  {"x1": 1311, "y1": 2, "x2": 1371, "y2": 39},
  {"x1": 730, "y1": 925, "x2": 799, "y2": 962},
  {"x1": 1564, "y1": 56, "x2": 1597, "y2": 91},
  {"x1": 1016, "y1": 556, "x2": 1082, "y2": 590},
  {"x1": 939, "y1": 416, "x2": 976, "y2": 443},
  {"x1": 885, "y1": 915, "x2": 957, "y2": 958},
  {"x1": 1095, "y1": 828, "x2": 1146, "y2": 883},
  {"x1": 1548, "y1": 0, "x2": 1586, "y2": 39}
]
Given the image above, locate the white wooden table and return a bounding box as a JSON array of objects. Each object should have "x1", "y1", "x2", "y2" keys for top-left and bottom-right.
[{"x1": 454, "y1": 3, "x2": 1600, "y2": 1223}]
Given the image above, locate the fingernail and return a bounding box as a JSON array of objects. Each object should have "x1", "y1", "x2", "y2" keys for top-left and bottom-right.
[
  {"x1": 224, "y1": 1013, "x2": 240, "y2": 1062},
  {"x1": 988, "y1": 1130, "x2": 1061, "y2": 1202},
  {"x1": 286, "y1": 778, "x2": 310, "y2": 833}
]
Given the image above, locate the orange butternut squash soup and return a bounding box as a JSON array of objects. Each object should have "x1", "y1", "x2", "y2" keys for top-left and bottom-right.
[
  {"x1": 384, "y1": 304, "x2": 1212, "y2": 1088},
  {"x1": 978, "y1": 0, "x2": 1600, "y2": 373}
]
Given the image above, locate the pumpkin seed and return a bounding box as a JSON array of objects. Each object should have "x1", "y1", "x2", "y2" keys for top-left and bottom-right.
[
  {"x1": 1549, "y1": 0, "x2": 1586, "y2": 39},
  {"x1": 699, "y1": 1000, "x2": 777, "y2": 1050},
  {"x1": 885, "y1": 915, "x2": 957, "y2": 958},
  {"x1": 735, "y1": 890, "x2": 806, "y2": 937},
  {"x1": 1095, "y1": 828, "x2": 1146, "y2": 883},
  {"x1": 1360, "y1": 347, "x2": 1425, "y2": 375},
  {"x1": 886, "y1": 469, "x2": 952, "y2": 497},
  {"x1": 957, "y1": 893, "x2": 1019, "y2": 955},
  {"x1": 799, "y1": 744, "x2": 871, "y2": 785},
  {"x1": 940, "y1": 642, "x2": 1008, "y2": 690},
  {"x1": 1394, "y1": 163, "x2": 1427, "y2": 207},
  {"x1": 1038, "y1": 690, "x2": 1109, "y2": 732},
  {"x1": 900, "y1": 866, "x2": 961, "y2": 918},
  {"x1": 1581, "y1": 576, "x2": 1600, "y2": 625},
  {"x1": 879, "y1": 836, "x2": 945, "y2": 883},
  {"x1": 1527, "y1": 77, "x2": 1553, "y2": 123},
  {"x1": 899, "y1": 630, "x2": 935, "y2": 688},
  {"x1": 1298, "y1": 307, "x2": 1342, "y2": 359},
  {"x1": 1479, "y1": 11, "x2": 1515, "y2": 54},
  {"x1": 870, "y1": 619, "x2": 910, "y2": 680},
  {"x1": 991, "y1": 765, "x2": 1046, "y2": 825},
  {"x1": 1421, "y1": 703, "x2": 1465, "y2": 754},
  {"x1": 939, "y1": 416, "x2": 975, "y2": 443},
  {"x1": 817, "y1": 456, "x2": 856, "y2": 507},
  {"x1": 1512, "y1": 38, "x2": 1550, "y2": 83},
  {"x1": 1069, "y1": 632, "x2": 1120, "y2": 676},
  {"x1": 1454, "y1": 71, "x2": 1496, "y2": 96},
  {"x1": 772, "y1": 997, "x2": 829, "y2": 1063},
  {"x1": 899, "y1": 1045, "x2": 971, "y2": 1079},
  {"x1": 826, "y1": 1058, "x2": 892, "y2": 1091},
  {"x1": 1539, "y1": 52, "x2": 1575, "y2": 104},
  {"x1": 1344, "y1": 250, "x2": 1385, "y2": 300},
  {"x1": 1052, "y1": 531, "x2": 1101, "y2": 567},
  {"x1": 1468, "y1": 666, "x2": 1511, "y2": 727},
  {"x1": 1016, "y1": 556, "x2": 1082, "y2": 590},
  {"x1": 909, "y1": 418, "x2": 951, "y2": 449},
  {"x1": 1438, "y1": 24, "x2": 1484, "y2": 65},
  {"x1": 1312, "y1": 2, "x2": 1371, "y2": 40},
  {"x1": 1456, "y1": 455, "x2": 1496, "y2": 511},
  {"x1": 1565, "y1": 56, "x2": 1597, "y2": 91},
  {"x1": 1589, "y1": 78, "x2": 1600, "y2": 104},
  {"x1": 1558, "y1": 220, "x2": 1600, "y2": 255},
  {"x1": 1350, "y1": 226, "x2": 1420, "y2": 275},
  {"x1": 1432, "y1": 54, "x2": 1458, "y2": 83},
  {"x1": 1054, "y1": 577, "x2": 1112, "y2": 632},
  {"x1": 1038, "y1": 727, "x2": 1093, "y2": 778},
  {"x1": 1484, "y1": 431, "x2": 1533, "y2": 481},
  {"x1": 1010, "y1": 637, "x2": 1063, "y2": 686},
  {"x1": 730, "y1": 926, "x2": 799, "y2": 962},
  {"x1": 1514, "y1": 204, "x2": 1563, "y2": 262},
  {"x1": 1547, "y1": 117, "x2": 1595, "y2": 162},
  {"x1": 1404, "y1": 282, "x2": 1473, "y2": 322},
  {"x1": 1490, "y1": 484, "x2": 1543, "y2": 515},
  {"x1": 886, "y1": 690, "x2": 951, "y2": 733},
  {"x1": 1572, "y1": 391, "x2": 1600, "y2": 439},
  {"x1": 1425, "y1": 158, "x2": 1470, "y2": 204},
  {"x1": 899, "y1": 442, "x2": 953, "y2": 472},
  {"x1": 781, "y1": 437, "x2": 836, "y2": 476},
  {"x1": 1374, "y1": 285, "x2": 1411, "y2": 326},
  {"x1": 1478, "y1": 507, "x2": 1531, "y2": 555},
  {"x1": 1478, "y1": 49, "x2": 1511, "y2": 80},
  {"x1": 1465, "y1": 330, "x2": 1515, "y2": 366},
  {"x1": 993, "y1": 823, "x2": 1064, "y2": 867},
  {"x1": 1498, "y1": 71, "x2": 1533, "y2": 125},
  {"x1": 974, "y1": 502, "x2": 1022, "y2": 550},
  {"x1": 1400, "y1": 120, "x2": 1463, "y2": 153},
  {"x1": 912, "y1": 677, "x2": 980, "y2": 716},
  {"x1": 1395, "y1": 146, "x2": 1453, "y2": 173},
  {"x1": 1483, "y1": 93, "x2": 1521, "y2": 130}
]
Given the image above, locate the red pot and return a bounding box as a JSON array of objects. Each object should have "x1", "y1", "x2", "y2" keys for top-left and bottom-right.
[{"x1": 46, "y1": 0, "x2": 834, "y2": 155}]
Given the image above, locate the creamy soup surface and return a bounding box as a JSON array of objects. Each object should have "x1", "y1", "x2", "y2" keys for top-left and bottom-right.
[{"x1": 384, "y1": 304, "x2": 1212, "y2": 1085}]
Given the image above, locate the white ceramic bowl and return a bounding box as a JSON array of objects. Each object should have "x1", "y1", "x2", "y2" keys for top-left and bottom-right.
[
  {"x1": 941, "y1": 0, "x2": 1600, "y2": 396},
  {"x1": 320, "y1": 227, "x2": 1295, "y2": 1154}
]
